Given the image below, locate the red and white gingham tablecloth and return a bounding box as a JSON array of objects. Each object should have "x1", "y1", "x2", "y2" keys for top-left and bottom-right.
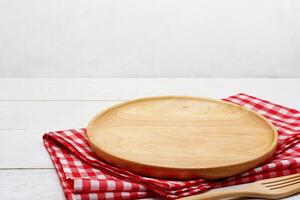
[{"x1": 43, "y1": 93, "x2": 300, "y2": 200}]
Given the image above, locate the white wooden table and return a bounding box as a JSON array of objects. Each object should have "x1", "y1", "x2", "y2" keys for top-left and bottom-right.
[{"x1": 0, "y1": 78, "x2": 299, "y2": 200}]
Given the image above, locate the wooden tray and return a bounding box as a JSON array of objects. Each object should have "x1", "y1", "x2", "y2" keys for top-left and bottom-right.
[{"x1": 87, "y1": 96, "x2": 278, "y2": 180}]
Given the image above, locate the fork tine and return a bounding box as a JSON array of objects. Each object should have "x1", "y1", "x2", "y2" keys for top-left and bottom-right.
[
  {"x1": 178, "y1": 174, "x2": 300, "y2": 200},
  {"x1": 263, "y1": 174, "x2": 300, "y2": 187},
  {"x1": 268, "y1": 180, "x2": 300, "y2": 190},
  {"x1": 260, "y1": 173, "x2": 300, "y2": 185},
  {"x1": 265, "y1": 176, "x2": 300, "y2": 189}
]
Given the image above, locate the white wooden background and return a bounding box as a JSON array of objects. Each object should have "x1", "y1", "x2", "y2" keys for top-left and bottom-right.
[
  {"x1": 0, "y1": 1, "x2": 300, "y2": 78},
  {"x1": 0, "y1": 78, "x2": 299, "y2": 199}
]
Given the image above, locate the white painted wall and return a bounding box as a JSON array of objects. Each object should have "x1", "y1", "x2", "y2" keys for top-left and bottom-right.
[{"x1": 0, "y1": 0, "x2": 299, "y2": 77}]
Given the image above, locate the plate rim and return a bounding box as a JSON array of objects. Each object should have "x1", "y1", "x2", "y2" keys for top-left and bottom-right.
[{"x1": 87, "y1": 95, "x2": 278, "y2": 179}]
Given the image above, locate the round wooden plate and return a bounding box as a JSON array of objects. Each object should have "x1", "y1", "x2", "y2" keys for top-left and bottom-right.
[{"x1": 87, "y1": 96, "x2": 278, "y2": 180}]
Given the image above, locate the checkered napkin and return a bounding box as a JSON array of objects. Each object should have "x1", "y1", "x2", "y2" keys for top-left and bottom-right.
[{"x1": 43, "y1": 93, "x2": 300, "y2": 200}]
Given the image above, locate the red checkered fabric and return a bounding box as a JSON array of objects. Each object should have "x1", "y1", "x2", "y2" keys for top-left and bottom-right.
[{"x1": 43, "y1": 93, "x2": 300, "y2": 200}]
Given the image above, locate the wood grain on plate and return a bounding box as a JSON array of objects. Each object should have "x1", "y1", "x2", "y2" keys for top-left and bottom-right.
[{"x1": 88, "y1": 96, "x2": 278, "y2": 180}]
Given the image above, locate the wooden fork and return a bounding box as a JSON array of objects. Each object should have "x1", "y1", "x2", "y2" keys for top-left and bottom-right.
[{"x1": 179, "y1": 173, "x2": 300, "y2": 200}]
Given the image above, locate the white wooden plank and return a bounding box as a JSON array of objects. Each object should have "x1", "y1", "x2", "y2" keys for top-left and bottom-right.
[
  {"x1": 0, "y1": 97, "x2": 299, "y2": 130},
  {"x1": 1, "y1": 78, "x2": 300, "y2": 200},
  {"x1": 0, "y1": 101, "x2": 121, "y2": 130},
  {"x1": 0, "y1": 78, "x2": 300, "y2": 109},
  {"x1": 0, "y1": 130, "x2": 53, "y2": 168},
  {"x1": 0, "y1": 169, "x2": 298, "y2": 200},
  {"x1": 0, "y1": 169, "x2": 64, "y2": 200}
]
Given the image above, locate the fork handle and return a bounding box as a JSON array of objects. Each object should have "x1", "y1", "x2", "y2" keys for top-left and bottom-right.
[{"x1": 178, "y1": 189, "x2": 254, "y2": 200}]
